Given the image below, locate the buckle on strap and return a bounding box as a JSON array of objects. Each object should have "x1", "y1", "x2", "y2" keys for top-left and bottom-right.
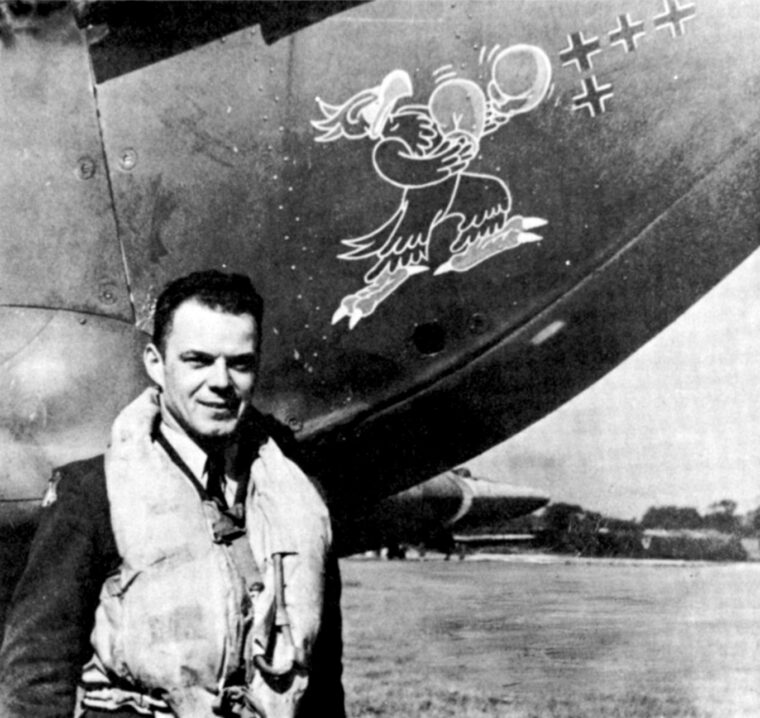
[
  {"x1": 252, "y1": 553, "x2": 307, "y2": 679},
  {"x1": 221, "y1": 685, "x2": 267, "y2": 718}
]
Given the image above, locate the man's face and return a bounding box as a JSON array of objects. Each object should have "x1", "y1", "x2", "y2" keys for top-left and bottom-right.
[{"x1": 144, "y1": 299, "x2": 258, "y2": 444}]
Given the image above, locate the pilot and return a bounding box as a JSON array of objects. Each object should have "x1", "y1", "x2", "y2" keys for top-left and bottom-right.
[{"x1": 0, "y1": 270, "x2": 345, "y2": 718}]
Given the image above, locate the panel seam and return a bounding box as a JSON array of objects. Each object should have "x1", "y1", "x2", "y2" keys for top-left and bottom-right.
[{"x1": 82, "y1": 22, "x2": 137, "y2": 326}]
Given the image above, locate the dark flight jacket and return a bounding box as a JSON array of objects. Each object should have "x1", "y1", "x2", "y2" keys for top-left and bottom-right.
[{"x1": 0, "y1": 454, "x2": 346, "y2": 718}]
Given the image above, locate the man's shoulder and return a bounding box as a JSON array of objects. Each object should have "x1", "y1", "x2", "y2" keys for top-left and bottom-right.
[
  {"x1": 43, "y1": 454, "x2": 116, "y2": 554},
  {"x1": 56, "y1": 453, "x2": 106, "y2": 485},
  {"x1": 249, "y1": 411, "x2": 301, "y2": 458},
  {"x1": 49, "y1": 454, "x2": 107, "y2": 510}
]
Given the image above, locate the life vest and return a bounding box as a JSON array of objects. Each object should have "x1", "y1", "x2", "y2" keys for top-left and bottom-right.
[{"x1": 86, "y1": 388, "x2": 332, "y2": 718}]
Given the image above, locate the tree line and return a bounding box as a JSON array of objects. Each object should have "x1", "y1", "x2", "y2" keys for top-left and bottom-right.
[
  {"x1": 464, "y1": 498, "x2": 757, "y2": 561},
  {"x1": 641, "y1": 499, "x2": 759, "y2": 535}
]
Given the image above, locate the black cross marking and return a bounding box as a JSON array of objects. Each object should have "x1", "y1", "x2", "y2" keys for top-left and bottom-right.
[
  {"x1": 572, "y1": 76, "x2": 613, "y2": 117},
  {"x1": 609, "y1": 13, "x2": 646, "y2": 53},
  {"x1": 654, "y1": 0, "x2": 696, "y2": 38},
  {"x1": 559, "y1": 31, "x2": 602, "y2": 73}
]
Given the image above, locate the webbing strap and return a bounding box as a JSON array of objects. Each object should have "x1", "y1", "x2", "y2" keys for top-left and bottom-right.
[
  {"x1": 157, "y1": 431, "x2": 262, "y2": 610},
  {"x1": 154, "y1": 430, "x2": 210, "y2": 502}
]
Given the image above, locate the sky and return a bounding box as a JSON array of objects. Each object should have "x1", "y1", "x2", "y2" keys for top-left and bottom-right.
[{"x1": 467, "y1": 249, "x2": 760, "y2": 521}]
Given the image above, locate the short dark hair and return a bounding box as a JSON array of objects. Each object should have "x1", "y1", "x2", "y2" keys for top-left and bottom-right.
[{"x1": 152, "y1": 270, "x2": 264, "y2": 354}]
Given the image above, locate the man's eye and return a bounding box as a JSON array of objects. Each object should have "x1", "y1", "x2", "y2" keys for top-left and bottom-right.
[{"x1": 229, "y1": 361, "x2": 255, "y2": 373}]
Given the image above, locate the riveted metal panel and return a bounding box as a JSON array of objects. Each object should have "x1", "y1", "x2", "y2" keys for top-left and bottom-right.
[
  {"x1": 93, "y1": 0, "x2": 760, "y2": 447},
  {"x1": 0, "y1": 6, "x2": 130, "y2": 319},
  {"x1": 0, "y1": 306, "x2": 147, "y2": 500},
  {"x1": 88, "y1": 1, "x2": 760, "y2": 509}
]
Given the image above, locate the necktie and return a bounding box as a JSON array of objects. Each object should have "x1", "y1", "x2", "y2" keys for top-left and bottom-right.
[{"x1": 205, "y1": 450, "x2": 228, "y2": 510}]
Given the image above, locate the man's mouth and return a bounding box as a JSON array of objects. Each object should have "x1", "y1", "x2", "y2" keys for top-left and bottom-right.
[{"x1": 198, "y1": 400, "x2": 238, "y2": 414}]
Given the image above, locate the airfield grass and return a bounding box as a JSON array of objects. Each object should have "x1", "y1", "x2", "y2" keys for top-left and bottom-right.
[
  {"x1": 345, "y1": 646, "x2": 709, "y2": 718},
  {"x1": 340, "y1": 556, "x2": 760, "y2": 718},
  {"x1": 348, "y1": 687, "x2": 707, "y2": 718}
]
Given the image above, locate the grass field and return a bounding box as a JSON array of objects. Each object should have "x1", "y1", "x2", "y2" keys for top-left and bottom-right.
[{"x1": 340, "y1": 555, "x2": 760, "y2": 718}]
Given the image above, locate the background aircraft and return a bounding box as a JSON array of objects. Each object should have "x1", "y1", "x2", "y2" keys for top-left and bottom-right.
[
  {"x1": 337, "y1": 467, "x2": 549, "y2": 557},
  {"x1": 2, "y1": 0, "x2": 760, "y2": 621}
]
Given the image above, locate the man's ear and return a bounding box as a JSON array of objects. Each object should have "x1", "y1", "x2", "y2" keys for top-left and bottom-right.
[{"x1": 143, "y1": 343, "x2": 165, "y2": 390}]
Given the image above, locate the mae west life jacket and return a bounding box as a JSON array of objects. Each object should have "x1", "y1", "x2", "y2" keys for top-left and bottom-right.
[{"x1": 85, "y1": 388, "x2": 332, "y2": 718}]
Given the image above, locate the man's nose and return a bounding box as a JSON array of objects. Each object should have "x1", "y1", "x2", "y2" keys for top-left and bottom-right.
[{"x1": 208, "y1": 359, "x2": 231, "y2": 389}]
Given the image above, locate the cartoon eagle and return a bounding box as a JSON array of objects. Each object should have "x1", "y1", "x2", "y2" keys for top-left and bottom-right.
[{"x1": 313, "y1": 46, "x2": 552, "y2": 328}]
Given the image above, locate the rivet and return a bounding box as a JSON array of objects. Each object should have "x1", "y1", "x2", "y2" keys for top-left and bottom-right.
[
  {"x1": 75, "y1": 156, "x2": 96, "y2": 180},
  {"x1": 99, "y1": 281, "x2": 119, "y2": 305},
  {"x1": 118, "y1": 148, "x2": 137, "y2": 171},
  {"x1": 468, "y1": 312, "x2": 487, "y2": 334},
  {"x1": 288, "y1": 416, "x2": 303, "y2": 431}
]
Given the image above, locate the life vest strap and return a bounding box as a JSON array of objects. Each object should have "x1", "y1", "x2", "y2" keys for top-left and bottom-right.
[
  {"x1": 80, "y1": 658, "x2": 172, "y2": 716},
  {"x1": 202, "y1": 500, "x2": 263, "y2": 595}
]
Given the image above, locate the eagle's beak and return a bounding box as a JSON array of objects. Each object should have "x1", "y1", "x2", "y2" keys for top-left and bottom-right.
[{"x1": 360, "y1": 69, "x2": 413, "y2": 139}]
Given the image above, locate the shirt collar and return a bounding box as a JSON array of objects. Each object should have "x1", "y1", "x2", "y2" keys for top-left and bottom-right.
[
  {"x1": 159, "y1": 421, "x2": 209, "y2": 482},
  {"x1": 158, "y1": 420, "x2": 247, "y2": 483}
]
